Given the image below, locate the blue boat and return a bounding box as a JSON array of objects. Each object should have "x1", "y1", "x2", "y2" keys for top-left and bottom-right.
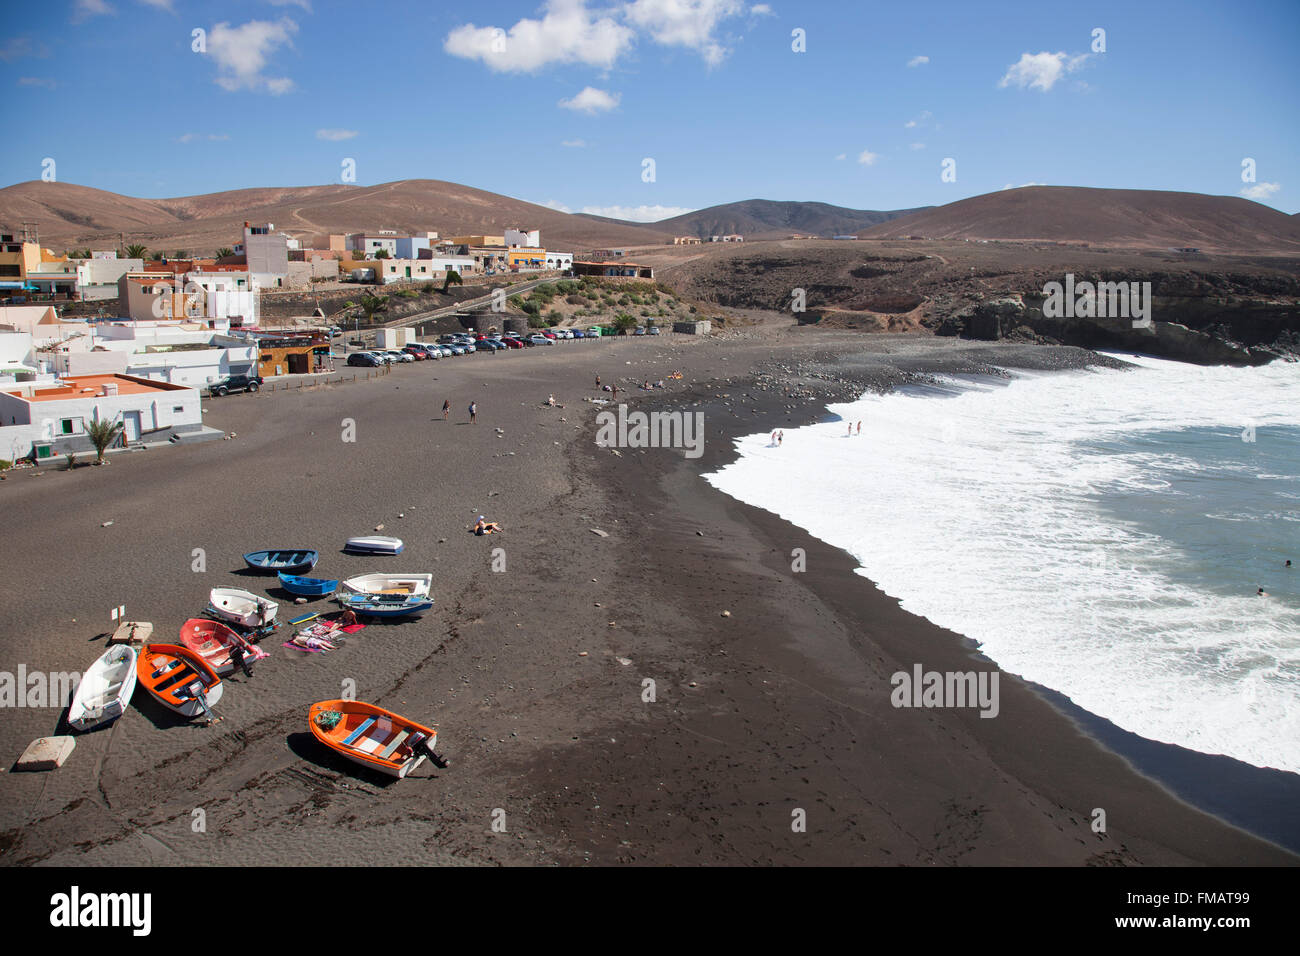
[
  {"x1": 244, "y1": 549, "x2": 319, "y2": 574},
  {"x1": 336, "y1": 593, "x2": 433, "y2": 618},
  {"x1": 278, "y1": 572, "x2": 339, "y2": 597}
]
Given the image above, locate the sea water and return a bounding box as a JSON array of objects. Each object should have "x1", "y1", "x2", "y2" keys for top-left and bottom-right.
[{"x1": 704, "y1": 354, "x2": 1300, "y2": 774}]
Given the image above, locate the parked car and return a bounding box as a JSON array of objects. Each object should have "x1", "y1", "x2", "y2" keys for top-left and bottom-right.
[
  {"x1": 384, "y1": 349, "x2": 415, "y2": 363},
  {"x1": 647, "y1": 326, "x2": 661, "y2": 335},
  {"x1": 539, "y1": 330, "x2": 558, "y2": 341},
  {"x1": 528, "y1": 333, "x2": 553, "y2": 346},
  {"x1": 475, "y1": 339, "x2": 500, "y2": 352},
  {"x1": 402, "y1": 345, "x2": 427, "y2": 360},
  {"x1": 207, "y1": 373, "x2": 263, "y2": 397},
  {"x1": 633, "y1": 326, "x2": 646, "y2": 336},
  {"x1": 587, "y1": 326, "x2": 604, "y2": 337},
  {"x1": 501, "y1": 336, "x2": 524, "y2": 349},
  {"x1": 370, "y1": 351, "x2": 394, "y2": 364},
  {"x1": 347, "y1": 352, "x2": 382, "y2": 367}
]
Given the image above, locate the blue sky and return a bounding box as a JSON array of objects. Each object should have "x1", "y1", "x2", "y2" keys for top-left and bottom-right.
[{"x1": 3, "y1": 0, "x2": 1297, "y2": 217}]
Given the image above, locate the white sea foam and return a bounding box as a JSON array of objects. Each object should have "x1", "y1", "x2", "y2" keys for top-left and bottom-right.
[{"x1": 704, "y1": 354, "x2": 1300, "y2": 773}]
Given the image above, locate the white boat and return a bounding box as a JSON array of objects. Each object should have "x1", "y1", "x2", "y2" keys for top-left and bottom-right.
[
  {"x1": 68, "y1": 645, "x2": 138, "y2": 731},
  {"x1": 339, "y1": 573, "x2": 432, "y2": 598},
  {"x1": 208, "y1": 587, "x2": 279, "y2": 629},
  {"x1": 344, "y1": 535, "x2": 405, "y2": 555}
]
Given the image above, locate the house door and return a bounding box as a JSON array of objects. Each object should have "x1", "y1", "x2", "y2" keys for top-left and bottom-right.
[{"x1": 122, "y1": 411, "x2": 141, "y2": 443}]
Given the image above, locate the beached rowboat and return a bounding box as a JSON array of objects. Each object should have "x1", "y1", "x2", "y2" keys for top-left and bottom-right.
[
  {"x1": 178, "y1": 618, "x2": 266, "y2": 676},
  {"x1": 67, "y1": 644, "x2": 138, "y2": 731},
  {"x1": 343, "y1": 536, "x2": 404, "y2": 555},
  {"x1": 136, "y1": 644, "x2": 223, "y2": 720},
  {"x1": 208, "y1": 587, "x2": 279, "y2": 628},
  {"x1": 243, "y1": 549, "x2": 319, "y2": 573},
  {"x1": 308, "y1": 699, "x2": 438, "y2": 778},
  {"x1": 277, "y1": 572, "x2": 339, "y2": 597},
  {"x1": 338, "y1": 573, "x2": 432, "y2": 598},
  {"x1": 335, "y1": 592, "x2": 433, "y2": 618}
]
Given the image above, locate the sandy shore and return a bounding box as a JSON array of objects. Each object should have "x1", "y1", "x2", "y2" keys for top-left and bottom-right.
[{"x1": 0, "y1": 323, "x2": 1294, "y2": 865}]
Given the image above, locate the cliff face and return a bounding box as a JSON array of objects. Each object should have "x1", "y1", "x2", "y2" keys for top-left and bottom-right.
[{"x1": 946, "y1": 290, "x2": 1300, "y2": 366}]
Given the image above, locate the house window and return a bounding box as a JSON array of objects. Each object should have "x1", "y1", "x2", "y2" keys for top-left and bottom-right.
[
  {"x1": 173, "y1": 406, "x2": 184, "y2": 413},
  {"x1": 61, "y1": 419, "x2": 74, "y2": 434}
]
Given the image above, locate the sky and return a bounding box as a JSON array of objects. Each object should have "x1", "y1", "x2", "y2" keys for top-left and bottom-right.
[{"x1": 2, "y1": 0, "x2": 1297, "y2": 218}]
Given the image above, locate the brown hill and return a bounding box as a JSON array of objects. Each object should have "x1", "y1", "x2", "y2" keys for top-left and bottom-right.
[
  {"x1": 606, "y1": 199, "x2": 928, "y2": 240},
  {"x1": 861, "y1": 186, "x2": 1300, "y2": 254},
  {"x1": 0, "y1": 179, "x2": 670, "y2": 254}
]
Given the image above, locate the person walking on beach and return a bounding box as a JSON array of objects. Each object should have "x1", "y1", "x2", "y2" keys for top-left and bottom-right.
[
  {"x1": 777, "y1": 430, "x2": 784, "y2": 446},
  {"x1": 595, "y1": 374, "x2": 601, "y2": 388},
  {"x1": 847, "y1": 422, "x2": 853, "y2": 437},
  {"x1": 857, "y1": 421, "x2": 862, "y2": 436},
  {"x1": 469, "y1": 401, "x2": 477, "y2": 423},
  {"x1": 442, "y1": 399, "x2": 450, "y2": 420},
  {"x1": 611, "y1": 384, "x2": 618, "y2": 402}
]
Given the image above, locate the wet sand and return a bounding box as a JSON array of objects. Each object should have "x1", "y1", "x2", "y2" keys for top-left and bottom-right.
[{"x1": 0, "y1": 325, "x2": 1294, "y2": 865}]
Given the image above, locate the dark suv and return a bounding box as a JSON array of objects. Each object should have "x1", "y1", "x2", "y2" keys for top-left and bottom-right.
[{"x1": 207, "y1": 373, "x2": 264, "y2": 397}]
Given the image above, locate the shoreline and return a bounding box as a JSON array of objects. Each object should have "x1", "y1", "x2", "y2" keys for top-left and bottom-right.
[{"x1": 582, "y1": 338, "x2": 1298, "y2": 862}]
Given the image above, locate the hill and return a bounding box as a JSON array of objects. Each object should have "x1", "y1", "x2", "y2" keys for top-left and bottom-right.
[
  {"x1": 637, "y1": 198, "x2": 926, "y2": 240},
  {"x1": 0, "y1": 179, "x2": 670, "y2": 254},
  {"x1": 861, "y1": 186, "x2": 1300, "y2": 253}
]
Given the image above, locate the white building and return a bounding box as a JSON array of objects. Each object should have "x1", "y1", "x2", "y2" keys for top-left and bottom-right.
[
  {"x1": 372, "y1": 256, "x2": 475, "y2": 284},
  {"x1": 505, "y1": 228, "x2": 541, "y2": 248},
  {"x1": 0, "y1": 373, "x2": 205, "y2": 457},
  {"x1": 75, "y1": 256, "x2": 144, "y2": 300}
]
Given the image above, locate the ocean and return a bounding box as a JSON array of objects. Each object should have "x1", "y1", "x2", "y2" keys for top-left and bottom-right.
[{"x1": 704, "y1": 354, "x2": 1300, "y2": 775}]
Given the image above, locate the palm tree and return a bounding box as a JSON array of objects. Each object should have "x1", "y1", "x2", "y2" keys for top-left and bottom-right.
[
  {"x1": 441, "y1": 269, "x2": 463, "y2": 294},
  {"x1": 124, "y1": 243, "x2": 148, "y2": 260},
  {"x1": 215, "y1": 247, "x2": 234, "y2": 259},
  {"x1": 83, "y1": 416, "x2": 124, "y2": 465},
  {"x1": 357, "y1": 294, "x2": 389, "y2": 325}
]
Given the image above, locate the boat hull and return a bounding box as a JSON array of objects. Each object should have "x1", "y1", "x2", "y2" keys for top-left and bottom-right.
[
  {"x1": 209, "y1": 588, "x2": 279, "y2": 629},
  {"x1": 243, "y1": 549, "x2": 319, "y2": 574},
  {"x1": 136, "y1": 644, "x2": 223, "y2": 718},
  {"x1": 308, "y1": 699, "x2": 437, "y2": 779},
  {"x1": 335, "y1": 595, "x2": 433, "y2": 618},
  {"x1": 179, "y1": 618, "x2": 255, "y2": 676},
  {"x1": 277, "y1": 572, "x2": 339, "y2": 597},
  {"x1": 339, "y1": 573, "x2": 432, "y2": 598},
  {"x1": 344, "y1": 536, "x2": 404, "y2": 555},
  {"x1": 68, "y1": 645, "x2": 138, "y2": 731}
]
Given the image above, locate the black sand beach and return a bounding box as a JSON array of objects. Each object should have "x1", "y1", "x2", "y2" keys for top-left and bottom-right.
[{"x1": 0, "y1": 325, "x2": 1294, "y2": 866}]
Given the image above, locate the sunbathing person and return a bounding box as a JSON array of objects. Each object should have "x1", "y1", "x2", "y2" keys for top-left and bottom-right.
[{"x1": 472, "y1": 516, "x2": 503, "y2": 535}]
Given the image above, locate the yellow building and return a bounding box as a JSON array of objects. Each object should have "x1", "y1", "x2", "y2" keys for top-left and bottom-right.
[
  {"x1": 447, "y1": 235, "x2": 504, "y2": 247},
  {"x1": 506, "y1": 247, "x2": 547, "y2": 270},
  {"x1": 0, "y1": 235, "x2": 43, "y2": 281}
]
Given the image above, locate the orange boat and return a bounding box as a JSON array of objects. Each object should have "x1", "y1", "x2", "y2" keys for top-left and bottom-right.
[
  {"x1": 178, "y1": 618, "x2": 265, "y2": 676},
  {"x1": 308, "y1": 699, "x2": 439, "y2": 779},
  {"x1": 136, "y1": 644, "x2": 223, "y2": 720}
]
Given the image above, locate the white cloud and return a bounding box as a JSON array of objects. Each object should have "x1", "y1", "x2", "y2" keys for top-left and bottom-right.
[
  {"x1": 72, "y1": 0, "x2": 113, "y2": 21},
  {"x1": 909, "y1": 142, "x2": 925, "y2": 150},
  {"x1": 445, "y1": 0, "x2": 750, "y2": 72},
  {"x1": 907, "y1": 55, "x2": 929, "y2": 67},
  {"x1": 559, "y1": 86, "x2": 620, "y2": 114},
  {"x1": 18, "y1": 77, "x2": 56, "y2": 89},
  {"x1": 444, "y1": 1, "x2": 634, "y2": 73},
  {"x1": 207, "y1": 19, "x2": 298, "y2": 94},
  {"x1": 625, "y1": 0, "x2": 745, "y2": 66},
  {"x1": 999, "y1": 52, "x2": 1089, "y2": 92},
  {"x1": 834, "y1": 153, "x2": 846, "y2": 161},
  {"x1": 751, "y1": 4, "x2": 774, "y2": 15},
  {"x1": 904, "y1": 109, "x2": 932, "y2": 129},
  {"x1": 533, "y1": 199, "x2": 574, "y2": 212},
  {"x1": 138, "y1": 0, "x2": 174, "y2": 10},
  {"x1": 1240, "y1": 182, "x2": 1281, "y2": 201},
  {"x1": 857, "y1": 149, "x2": 878, "y2": 166},
  {"x1": 317, "y1": 128, "x2": 358, "y2": 141},
  {"x1": 0, "y1": 37, "x2": 47, "y2": 61},
  {"x1": 268, "y1": 0, "x2": 313, "y2": 9},
  {"x1": 1001, "y1": 181, "x2": 1046, "y2": 190},
  {"x1": 562, "y1": 139, "x2": 588, "y2": 147},
  {"x1": 580, "y1": 204, "x2": 695, "y2": 222},
  {"x1": 177, "y1": 132, "x2": 229, "y2": 143}
]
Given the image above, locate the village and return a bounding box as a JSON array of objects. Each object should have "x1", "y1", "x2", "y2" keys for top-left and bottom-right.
[{"x1": 0, "y1": 220, "x2": 711, "y2": 469}]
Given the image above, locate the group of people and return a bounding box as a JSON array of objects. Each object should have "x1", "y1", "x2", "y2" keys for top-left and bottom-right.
[
  {"x1": 441, "y1": 400, "x2": 477, "y2": 423},
  {"x1": 770, "y1": 430, "x2": 784, "y2": 446}
]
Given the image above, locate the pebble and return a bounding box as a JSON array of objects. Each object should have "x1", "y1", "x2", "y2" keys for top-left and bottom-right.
[
  {"x1": 579, "y1": 651, "x2": 588, "y2": 657},
  {"x1": 721, "y1": 610, "x2": 731, "y2": 618},
  {"x1": 589, "y1": 528, "x2": 609, "y2": 537},
  {"x1": 101, "y1": 520, "x2": 113, "y2": 527},
  {"x1": 375, "y1": 524, "x2": 384, "y2": 531}
]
